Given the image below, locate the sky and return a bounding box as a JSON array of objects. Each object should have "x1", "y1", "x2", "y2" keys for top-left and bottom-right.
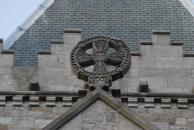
[
  {"x1": 0, "y1": 0, "x2": 44, "y2": 40},
  {"x1": 0, "y1": 0, "x2": 194, "y2": 41}
]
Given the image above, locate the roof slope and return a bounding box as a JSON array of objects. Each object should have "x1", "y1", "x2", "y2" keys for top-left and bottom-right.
[{"x1": 8, "y1": 0, "x2": 194, "y2": 66}]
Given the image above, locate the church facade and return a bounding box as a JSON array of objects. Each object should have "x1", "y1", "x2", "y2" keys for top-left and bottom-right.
[{"x1": 0, "y1": 0, "x2": 194, "y2": 129}]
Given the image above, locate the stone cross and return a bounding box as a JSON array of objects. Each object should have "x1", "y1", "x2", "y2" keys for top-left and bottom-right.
[
  {"x1": 43, "y1": 36, "x2": 160, "y2": 130},
  {"x1": 70, "y1": 36, "x2": 131, "y2": 91}
]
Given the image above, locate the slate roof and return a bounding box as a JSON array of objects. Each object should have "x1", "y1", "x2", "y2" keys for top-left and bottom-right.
[{"x1": 7, "y1": 0, "x2": 194, "y2": 66}]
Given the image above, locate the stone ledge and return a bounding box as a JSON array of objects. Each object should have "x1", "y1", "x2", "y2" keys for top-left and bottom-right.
[
  {"x1": 183, "y1": 53, "x2": 194, "y2": 57},
  {"x1": 51, "y1": 39, "x2": 64, "y2": 44},
  {"x1": 38, "y1": 50, "x2": 51, "y2": 55},
  {"x1": 171, "y1": 41, "x2": 184, "y2": 46},
  {"x1": 64, "y1": 28, "x2": 81, "y2": 33},
  {"x1": 1, "y1": 50, "x2": 14, "y2": 54},
  {"x1": 0, "y1": 91, "x2": 78, "y2": 96},
  {"x1": 140, "y1": 40, "x2": 153, "y2": 45},
  {"x1": 152, "y1": 30, "x2": 170, "y2": 34}
]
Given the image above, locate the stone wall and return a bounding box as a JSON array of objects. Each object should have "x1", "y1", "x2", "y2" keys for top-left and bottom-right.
[
  {"x1": 0, "y1": 105, "x2": 70, "y2": 130},
  {"x1": 132, "y1": 106, "x2": 194, "y2": 130},
  {"x1": 59, "y1": 100, "x2": 143, "y2": 130},
  {"x1": 113, "y1": 31, "x2": 194, "y2": 93},
  {"x1": 1, "y1": 30, "x2": 194, "y2": 93}
]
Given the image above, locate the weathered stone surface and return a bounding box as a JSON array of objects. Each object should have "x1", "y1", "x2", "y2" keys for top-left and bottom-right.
[
  {"x1": 35, "y1": 119, "x2": 53, "y2": 129},
  {"x1": 132, "y1": 107, "x2": 194, "y2": 130},
  {"x1": 141, "y1": 45, "x2": 183, "y2": 57},
  {"x1": 0, "y1": 124, "x2": 8, "y2": 130},
  {"x1": 153, "y1": 34, "x2": 171, "y2": 45},
  {"x1": 13, "y1": 117, "x2": 34, "y2": 129},
  {"x1": 0, "y1": 117, "x2": 12, "y2": 125},
  {"x1": 12, "y1": 66, "x2": 38, "y2": 91},
  {"x1": 59, "y1": 100, "x2": 143, "y2": 130}
]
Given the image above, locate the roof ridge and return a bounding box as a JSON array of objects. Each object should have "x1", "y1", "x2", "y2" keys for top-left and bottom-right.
[{"x1": 179, "y1": 0, "x2": 194, "y2": 17}]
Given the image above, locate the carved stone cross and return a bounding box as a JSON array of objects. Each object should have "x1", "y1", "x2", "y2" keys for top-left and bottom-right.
[
  {"x1": 43, "y1": 37, "x2": 160, "y2": 130},
  {"x1": 71, "y1": 36, "x2": 131, "y2": 91}
]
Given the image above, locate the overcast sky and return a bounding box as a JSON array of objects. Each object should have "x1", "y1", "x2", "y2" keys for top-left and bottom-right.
[
  {"x1": 0, "y1": 0, "x2": 44, "y2": 40},
  {"x1": 0, "y1": 0, "x2": 194, "y2": 40}
]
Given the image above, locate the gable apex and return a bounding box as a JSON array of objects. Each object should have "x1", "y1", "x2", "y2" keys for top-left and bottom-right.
[{"x1": 43, "y1": 90, "x2": 160, "y2": 130}]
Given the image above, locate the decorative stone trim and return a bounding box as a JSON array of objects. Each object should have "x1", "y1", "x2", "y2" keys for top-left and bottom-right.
[
  {"x1": 12, "y1": 96, "x2": 23, "y2": 106},
  {"x1": 122, "y1": 96, "x2": 191, "y2": 109},
  {"x1": 0, "y1": 94, "x2": 74, "y2": 107},
  {"x1": 63, "y1": 97, "x2": 73, "y2": 107},
  {"x1": 128, "y1": 97, "x2": 138, "y2": 108},
  {"x1": 177, "y1": 98, "x2": 188, "y2": 109},
  {"x1": 144, "y1": 98, "x2": 155, "y2": 108},
  {"x1": 29, "y1": 96, "x2": 40, "y2": 106},
  {"x1": 0, "y1": 91, "x2": 78, "y2": 95},
  {"x1": 161, "y1": 98, "x2": 171, "y2": 108},
  {"x1": 0, "y1": 96, "x2": 6, "y2": 106},
  {"x1": 46, "y1": 96, "x2": 56, "y2": 107}
]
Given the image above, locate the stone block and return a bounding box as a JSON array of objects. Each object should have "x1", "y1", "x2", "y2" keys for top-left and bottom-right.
[
  {"x1": 31, "y1": 107, "x2": 53, "y2": 113},
  {"x1": 0, "y1": 67, "x2": 11, "y2": 75},
  {"x1": 63, "y1": 97, "x2": 72, "y2": 107},
  {"x1": 38, "y1": 55, "x2": 66, "y2": 68},
  {"x1": 0, "y1": 96, "x2": 6, "y2": 106},
  {"x1": 46, "y1": 97, "x2": 56, "y2": 107},
  {"x1": 63, "y1": 30, "x2": 81, "y2": 46},
  {"x1": 175, "y1": 115, "x2": 187, "y2": 125},
  {"x1": 138, "y1": 68, "x2": 164, "y2": 77},
  {"x1": 167, "y1": 78, "x2": 190, "y2": 89},
  {"x1": 12, "y1": 66, "x2": 38, "y2": 91},
  {"x1": 138, "y1": 80, "x2": 149, "y2": 92},
  {"x1": 0, "y1": 54, "x2": 13, "y2": 67},
  {"x1": 12, "y1": 96, "x2": 23, "y2": 106},
  {"x1": 0, "y1": 117, "x2": 12, "y2": 125},
  {"x1": 125, "y1": 68, "x2": 139, "y2": 78},
  {"x1": 141, "y1": 45, "x2": 183, "y2": 57},
  {"x1": 51, "y1": 44, "x2": 66, "y2": 55},
  {"x1": 163, "y1": 68, "x2": 191, "y2": 78},
  {"x1": 29, "y1": 96, "x2": 40, "y2": 107},
  {"x1": 131, "y1": 56, "x2": 156, "y2": 69},
  {"x1": 144, "y1": 98, "x2": 155, "y2": 108},
  {"x1": 153, "y1": 122, "x2": 169, "y2": 130},
  {"x1": 182, "y1": 57, "x2": 194, "y2": 69},
  {"x1": 152, "y1": 34, "x2": 170, "y2": 45},
  {"x1": 128, "y1": 98, "x2": 138, "y2": 108},
  {"x1": 0, "y1": 74, "x2": 17, "y2": 91},
  {"x1": 35, "y1": 119, "x2": 53, "y2": 129},
  {"x1": 156, "y1": 57, "x2": 182, "y2": 68},
  {"x1": 177, "y1": 98, "x2": 188, "y2": 109},
  {"x1": 13, "y1": 117, "x2": 34, "y2": 129},
  {"x1": 161, "y1": 98, "x2": 171, "y2": 108}
]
